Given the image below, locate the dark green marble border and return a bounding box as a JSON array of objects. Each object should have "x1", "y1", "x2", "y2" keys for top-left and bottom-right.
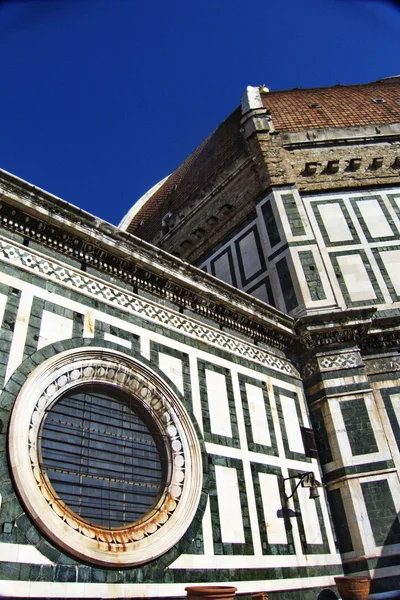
[
  {"x1": 234, "y1": 224, "x2": 267, "y2": 286},
  {"x1": 246, "y1": 275, "x2": 276, "y2": 308},
  {"x1": 312, "y1": 198, "x2": 360, "y2": 247},
  {"x1": 239, "y1": 374, "x2": 278, "y2": 456},
  {"x1": 276, "y1": 257, "x2": 298, "y2": 312},
  {"x1": 208, "y1": 454, "x2": 253, "y2": 556},
  {"x1": 210, "y1": 246, "x2": 237, "y2": 287},
  {"x1": 330, "y1": 249, "x2": 385, "y2": 307},
  {"x1": 261, "y1": 199, "x2": 281, "y2": 248},
  {"x1": 273, "y1": 386, "x2": 310, "y2": 463},
  {"x1": 282, "y1": 193, "x2": 306, "y2": 237},
  {"x1": 251, "y1": 462, "x2": 295, "y2": 555},
  {"x1": 351, "y1": 195, "x2": 398, "y2": 243},
  {"x1": 288, "y1": 468, "x2": 330, "y2": 555},
  {"x1": 309, "y1": 407, "x2": 333, "y2": 465},
  {"x1": 23, "y1": 297, "x2": 84, "y2": 362},
  {"x1": 340, "y1": 397, "x2": 378, "y2": 456},
  {"x1": 299, "y1": 250, "x2": 326, "y2": 301},
  {"x1": 372, "y1": 246, "x2": 400, "y2": 303},
  {"x1": 361, "y1": 478, "x2": 400, "y2": 547},
  {"x1": 198, "y1": 360, "x2": 240, "y2": 449},
  {"x1": 328, "y1": 488, "x2": 353, "y2": 554},
  {"x1": 381, "y1": 386, "x2": 400, "y2": 453},
  {"x1": 325, "y1": 460, "x2": 395, "y2": 483}
]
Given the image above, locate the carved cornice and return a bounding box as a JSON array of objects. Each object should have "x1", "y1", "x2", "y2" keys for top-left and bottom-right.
[{"x1": 0, "y1": 171, "x2": 294, "y2": 351}]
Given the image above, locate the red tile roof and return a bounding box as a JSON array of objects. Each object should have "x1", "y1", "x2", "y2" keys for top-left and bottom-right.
[{"x1": 261, "y1": 78, "x2": 400, "y2": 131}]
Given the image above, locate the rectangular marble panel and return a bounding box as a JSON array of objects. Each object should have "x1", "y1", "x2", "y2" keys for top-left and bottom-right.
[
  {"x1": 159, "y1": 353, "x2": 184, "y2": 394},
  {"x1": 280, "y1": 395, "x2": 304, "y2": 454},
  {"x1": 259, "y1": 472, "x2": 287, "y2": 544},
  {"x1": 318, "y1": 203, "x2": 353, "y2": 242},
  {"x1": 357, "y1": 199, "x2": 393, "y2": 238},
  {"x1": 215, "y1": 465, "x2": 245, "y2": 543},
  {"x1": 205, "y1": 369, "x2": 232, "y2": 437},
  {"x1": 297, "y1": 485, "x2": 323, "y2": 545},
  {"x1": 37, "y1": 310, "x2": 73, "y2": 349},
  {"x1": 336, "y1": 254, "x2": 376, "y2": 302},
  {"x1": 213, "y1": 252, "x2": 234, "y2": 286},
  {"x1": 380, "y1": 249, "x2": 400, "y2": 295},
  {"x1": 248, "y1": 283, "x2": 269, "y2": 304},
  {"x1": 246, "y1": 382, "x2": 270, "y2": 446},
  {"x1": 238, "y1": 231, "x2": 262, "y2": 279}
]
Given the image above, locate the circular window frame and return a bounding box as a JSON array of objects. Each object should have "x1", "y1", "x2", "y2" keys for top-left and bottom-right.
[{"x1": 9, "y1": 348, "x2": 203, "y2": 567}]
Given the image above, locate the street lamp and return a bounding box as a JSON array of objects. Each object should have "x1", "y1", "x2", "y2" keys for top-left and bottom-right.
[{"x1": 284, "y1": 472, "x2": 323, "y2": 501}]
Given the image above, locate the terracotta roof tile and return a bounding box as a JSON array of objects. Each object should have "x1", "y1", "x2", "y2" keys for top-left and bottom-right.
[{"x1": 262, "y1": 79, "x2": 400, "y2": 131}]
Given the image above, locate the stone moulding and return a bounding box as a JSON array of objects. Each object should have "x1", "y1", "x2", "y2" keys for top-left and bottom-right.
[
  {"x1": 0, "y1": 236, "x2": 299, "y2": 377},
  {"x1": 8, "y1": 348, "x2": 203, "y2": 567},
  {"x1": 0, "y1": 172, "x2": 295, "y2": 350}
]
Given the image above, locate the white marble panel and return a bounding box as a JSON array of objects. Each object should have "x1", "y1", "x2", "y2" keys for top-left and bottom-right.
[
  {"x1": 380, "y1": 249, "x2": 400, "y2": 295},
  {"x1": 248, "y1": 283, "x2": 269, "y2": 303},
  {"x1": 245, "y1": 382, "x2": 270, "y2": 446},
  {"x1": 213, "y1": 252, "x2": 233, "y2": 285},
  {"x1": 238, "y1": 231, "x2": 262, "y2": 279},
  {"x1": 259, "y1": 472, "x2": 287, "y2": 544},
  {"x1": 336, "y1": 254, "x2": 376, "y2": 302},
  {"x1": 297, "y1": 484, "x2": 323, "y2": 544},
  {"x1": 205, "y1": 369, "x2": 232, "y2": 437},
  {"x1": 0, "y1": 294, "x2": 7, "y2": 327},
  {"x1": 215, "y1": 465, "x2": 245, "y2": 543},
  {"x1": 159, "y1": 353, "x2": 184, "y2": 394},
  {"x1": 37, "y1": 310, "x2": 73, "y2": 350},
  {"x1": 318, "y1": 203, "x2": 353, "y2": 242},
  {"x1": 104, "y1": 332, "x2": 132, "y2": 349},
  {"x1": 280, "y1": 395, "x2": 304, "y2": 454},
  {"x1": 357, "y1": 199, "x2": 393, "y2": 238}
]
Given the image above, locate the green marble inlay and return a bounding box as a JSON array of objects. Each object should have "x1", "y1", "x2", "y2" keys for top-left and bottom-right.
[
  {"x1": 361, "y1": 479, "x2": 400, "y2": 546},
  {"x1": 330, "y1": 249, "x2": 385, "y2": 307},
  {"x1": 328, "y1": 488, "x2": 354, "y2": 553},
  {"x1": 198, "y1": 360, "x2": 240, "y2": 449},
  {"x1": 251, "y1": 462, "x2": 295, "y2": 555},
  {"x1": 262, "y1": 199, "x2": 281, "y2": 248},
  {"x1": 299, "y1": 250, "x2": 326, "y2": 301},
  {"x1": 310, "y1": 408, "x2": 333, "y2": 464},
  {"x1": 340, "y1": 397, "x2": 378, "y2": 456},
  {"x1": 239, "y1": 374, "x2": 278, "y2": 456},
  {"x1": 276, "y1": 257, "x2": 298, "y2": 312},
  {"x1": 282, "y1": 193, "x2": 306, "y2": 236},
  {"x1": 208, "y1": 454, "x2": 253, "y2": 556}
]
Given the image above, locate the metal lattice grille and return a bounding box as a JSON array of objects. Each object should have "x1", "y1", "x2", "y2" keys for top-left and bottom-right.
[{"x1": 40, "y1": 385, "x2": 166, "y2": 529}]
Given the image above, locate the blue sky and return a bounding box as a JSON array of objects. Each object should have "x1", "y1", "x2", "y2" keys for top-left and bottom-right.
[{"x1": 1, "y1": 0, "x2": 400, "y2": 225}]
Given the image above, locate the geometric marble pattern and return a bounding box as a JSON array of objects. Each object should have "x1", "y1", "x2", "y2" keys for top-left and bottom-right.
[{"x1": 0, "y1": 237, "x2": 297, "y2": 376}]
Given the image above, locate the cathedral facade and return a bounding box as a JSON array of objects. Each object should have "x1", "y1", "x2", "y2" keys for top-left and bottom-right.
[{"x1": 0, "y1": 77, "x2": 400, "y2": 599}]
